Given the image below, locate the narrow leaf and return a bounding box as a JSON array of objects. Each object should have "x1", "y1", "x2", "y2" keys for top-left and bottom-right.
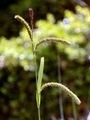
[
  {"x1": 37, "y1": 57, "x2": 44, "y2": 93},
  {"x1": 36, "y1": 57, "x2": 44, "y2": 108}
]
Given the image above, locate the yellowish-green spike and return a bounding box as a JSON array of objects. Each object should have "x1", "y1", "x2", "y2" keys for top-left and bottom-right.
[
  {"x1": 34, "y1": 37, "x2": 71, "y2": 51},
  {"x1": 14, "y1": 15, "x2": 32, "y2": 40},
  {"x1": 41, "y1": 82, "x2": 81, "y2": 105}
]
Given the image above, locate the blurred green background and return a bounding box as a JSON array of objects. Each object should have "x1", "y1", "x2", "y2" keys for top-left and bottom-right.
[{"x1": 0, "y1": 0, "x2": 90, "y2": 120}]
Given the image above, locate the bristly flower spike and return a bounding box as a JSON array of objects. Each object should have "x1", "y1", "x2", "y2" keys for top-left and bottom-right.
[
  {"x1": 14, "y1": 15, "x2": 32, "y2": 40},
  {"x1": 41, "y1": 82, "x2": 81, "y2": 105},
  {"x1": 14, "y1": 15, "x2": 34, "y2": 52},
  {"x1": 34, "y1": 37, "x2": 72, "y2": 51}
]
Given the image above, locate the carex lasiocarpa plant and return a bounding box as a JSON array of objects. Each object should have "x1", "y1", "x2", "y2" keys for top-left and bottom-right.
[{"x1": 14, "y1": 8, "x2": 81, "y2": 120}]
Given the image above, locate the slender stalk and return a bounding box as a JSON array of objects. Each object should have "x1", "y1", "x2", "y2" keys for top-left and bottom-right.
[
  {"x1": 38, "y1": 107, "x2": 41, "y2": 120},
  {"x1": 28, "y1": 9, "x2": 38, "y2": 82},
  {"x1": 28, "y1": 8, "x2": 41, "y2": 120},
  {"x1": 34, "y1": 54, "x2": 38, "y2": 83}
]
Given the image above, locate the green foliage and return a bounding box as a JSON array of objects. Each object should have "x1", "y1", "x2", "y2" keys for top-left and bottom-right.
[{"x1": 0, "y1": 35, "x2": 34, "y2": 70}]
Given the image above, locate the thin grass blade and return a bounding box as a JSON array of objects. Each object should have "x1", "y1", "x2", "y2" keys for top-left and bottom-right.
[
  {"x1": 37, "y1": 57, "x2": 44, "y2": 92},
  {"x1": 36, "y1": 57, "x2": 44, "y2": 108}
]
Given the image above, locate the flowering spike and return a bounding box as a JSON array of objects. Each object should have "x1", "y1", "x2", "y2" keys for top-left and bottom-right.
[
  {"x1": 41, "y1": 82, "x2": 81, "y2": 105},
  {"x1": 34, "y1": 37, "x2": 71, "y2": 51},
  {"x1": 14, "y1": 15, "x2": 32, "y2": 40}
]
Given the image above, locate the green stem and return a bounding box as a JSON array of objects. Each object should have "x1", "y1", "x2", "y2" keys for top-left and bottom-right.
[
  {"x1": 31, "y1": 23, "x2": 40, "y2": 120},
  {"x1": 33, "y1": 50, "x2": 40, "y2": 120},
  {"x1": 34, "y1": 53, "x2": 38, "y2": 83},
  {"x1": 38, "y1": 107, "x2": 41, "y2": 120}
]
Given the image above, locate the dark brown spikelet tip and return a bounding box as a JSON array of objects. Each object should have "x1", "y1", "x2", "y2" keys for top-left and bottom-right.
[{"x1": 29, "y1": 8, "x2": 33, "y2": 23}]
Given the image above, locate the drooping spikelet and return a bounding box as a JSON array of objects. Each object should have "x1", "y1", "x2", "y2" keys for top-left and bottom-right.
[
  {"x1": 34, "y1": 37, "x2": 71, "y2": 51},
  {"x1": 14, "y1": 15, "x2": 32, "y2": 40},
  {"x1": 41, "y1": 82, "x2": 81, "y2": 105}
]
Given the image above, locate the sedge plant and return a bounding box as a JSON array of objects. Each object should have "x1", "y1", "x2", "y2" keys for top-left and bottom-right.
[{"x1": 14, "y1": 8, "x2": 81, "y2": 120}]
